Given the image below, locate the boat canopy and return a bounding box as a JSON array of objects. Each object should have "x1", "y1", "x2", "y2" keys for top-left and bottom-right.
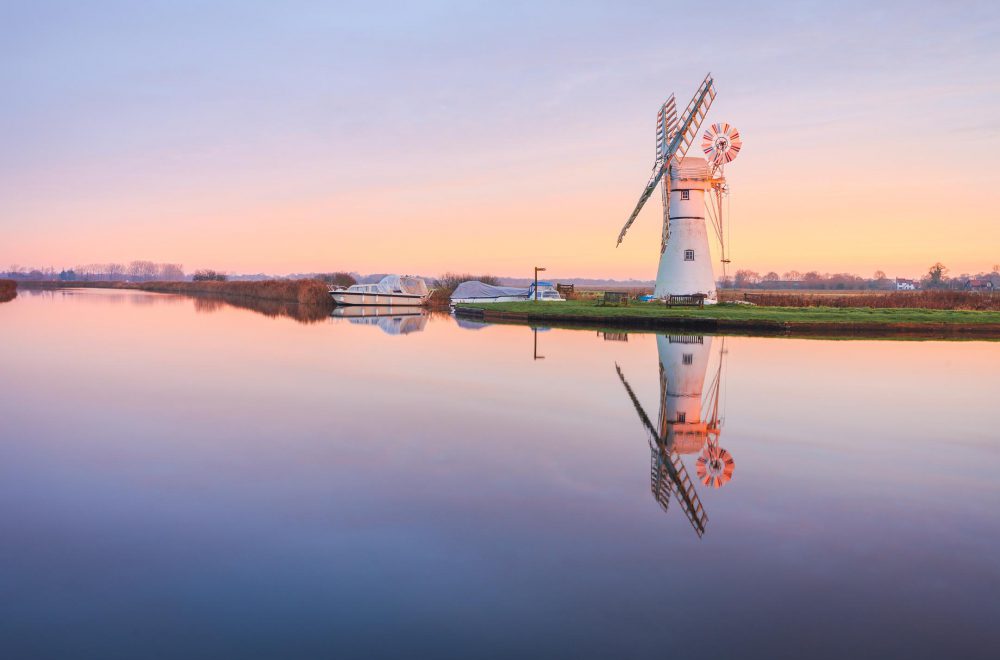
[
  {"x1": 451, "y1": 281, "x2": 531, "y2": 300},
  {"x1": 347, "y1": 275, "x2": 428, "y2": 295},
  {"x1": 451, "y1": 280, "x2": 559, "y2": 300},
  {"x1": 379, "y1": 275, "x2": 428, "y2": 296}
]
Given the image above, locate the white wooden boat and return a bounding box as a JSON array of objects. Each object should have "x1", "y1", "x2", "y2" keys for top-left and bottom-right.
[
  {"x1": 450, "y1": 280, "x2": 565, "y2": 304},
  {"x1": 330, "y1": 275, "x2": 429, "y2": 306}
]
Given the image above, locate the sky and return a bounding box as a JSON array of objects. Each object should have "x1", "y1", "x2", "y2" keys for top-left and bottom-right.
[{"x1": 1, "y1": 0, "x2": 998, "y2": 279}]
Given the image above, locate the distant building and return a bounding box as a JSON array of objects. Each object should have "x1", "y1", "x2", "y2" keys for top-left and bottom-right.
[
  {"x1": 966, "y1": 279, "x2": 994, "y2": 292},
  {"x1": 895, "y1": 278, "x2": 917, "y2": 290}
]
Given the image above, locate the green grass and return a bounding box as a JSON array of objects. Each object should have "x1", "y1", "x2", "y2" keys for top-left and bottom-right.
[{"x1": 458, "y1": 300, "x2": 1000, "y2": 325}]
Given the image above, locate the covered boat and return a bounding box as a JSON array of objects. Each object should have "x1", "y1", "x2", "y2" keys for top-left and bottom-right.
[
  {"x1": 330, "y1": 275, "x2": 429, "y2": 306},
  {"x1": 450, "y1": 280, "x2": 565, "y2": 304}
]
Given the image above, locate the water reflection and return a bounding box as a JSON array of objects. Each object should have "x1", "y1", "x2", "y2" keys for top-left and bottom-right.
[
  {"x1": 191, "y1": 294, "x2": 330, "y2": 324},
  {"x1": 330, "y1": 305, "x2": 428, "y2": 335},
  {"x1": 616, "y1": 334, "x2": 730, "y2": 538},
  {"x1": 3, "y1": 290, "x2": 1000, "y2": 658}
]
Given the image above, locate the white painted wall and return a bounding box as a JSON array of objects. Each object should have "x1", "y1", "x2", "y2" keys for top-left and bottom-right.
[{"x1": 654, "y1": 157, "x2": 717, "y2": 301}]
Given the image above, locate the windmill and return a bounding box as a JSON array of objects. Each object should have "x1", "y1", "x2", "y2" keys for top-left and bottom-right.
[
  {"x1": 616, "y1": 73, "x2": 743, "y2": 301},
  {"x1": 614, "y1": 333, "x2": 734, "y2": 537}
]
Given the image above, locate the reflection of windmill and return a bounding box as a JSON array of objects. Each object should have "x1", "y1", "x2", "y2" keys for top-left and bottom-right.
[
  {"x1": 615, "y1": 335, "x2": 732, "y2": 537},
  {"x1": 616, "y1": 73, "x2": 743, "y2": 300}
]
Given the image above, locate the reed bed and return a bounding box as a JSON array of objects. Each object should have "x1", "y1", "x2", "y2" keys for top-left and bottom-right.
[
  {"x1": 730, "y1": 290, "x2": 1000, "y2": 311},
  {"x1": 0, "y1": 279, "x2": 16, "y2": 302},
  {"x1": 139, "y1": 279, "x2": 332, "y2": 307}
]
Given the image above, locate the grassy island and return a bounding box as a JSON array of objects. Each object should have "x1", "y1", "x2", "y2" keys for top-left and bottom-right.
[{"x1": 454, "y1": 300, "x2": 1000, "y2": 337}]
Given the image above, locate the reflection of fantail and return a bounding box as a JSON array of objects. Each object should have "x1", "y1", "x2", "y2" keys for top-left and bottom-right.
[{"x1": 697, "y1": 446, "x2": 735, "y2": 489}]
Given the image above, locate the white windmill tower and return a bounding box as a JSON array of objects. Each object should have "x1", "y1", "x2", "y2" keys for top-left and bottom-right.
[{"x1": 616, "y1": 74, "x2": 743, "y2": 301}]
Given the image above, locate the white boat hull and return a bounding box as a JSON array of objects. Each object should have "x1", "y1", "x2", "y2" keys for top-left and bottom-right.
[
  {"x1": 330, "y1": 305, "x2": 424, "y2": 318},
  {"x1": 331, "y1": 292, "x2": 426, "y2": 306}
]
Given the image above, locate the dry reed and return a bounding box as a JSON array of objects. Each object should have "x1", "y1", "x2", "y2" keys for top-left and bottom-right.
[{"x1": 731, "y1": 289, "x2": 1000, "y2": 311}]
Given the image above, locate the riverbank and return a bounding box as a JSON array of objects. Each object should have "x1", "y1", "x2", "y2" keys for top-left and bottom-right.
[
  {"x1": 454, "y1": 300, "x2": 1000, "y2": 337},
  {"x1": 15, "y1": 279, "x2": 334, "y2": 309}
]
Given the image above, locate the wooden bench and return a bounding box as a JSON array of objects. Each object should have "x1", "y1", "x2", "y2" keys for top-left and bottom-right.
[
  {"x1": 666, "y1": 294, "x2": 706, "y2": 308},
  {"x1": 600, "y1": 291, "x2": 629, "y2": 306}
]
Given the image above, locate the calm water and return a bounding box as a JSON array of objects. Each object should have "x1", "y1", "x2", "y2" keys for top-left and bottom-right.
[{"x1": 2, "y1": 289, "x2": 999, "y2": 659}]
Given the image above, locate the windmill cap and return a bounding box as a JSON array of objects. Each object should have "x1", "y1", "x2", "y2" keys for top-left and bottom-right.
[{"x1": 669, "y1": 156, "x2": 709, "y2": 182}]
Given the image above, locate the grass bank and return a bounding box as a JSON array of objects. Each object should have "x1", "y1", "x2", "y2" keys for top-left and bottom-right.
[
  {"x1": 0, "y1": 279, "x2": 16, "y2": 302},
  {"x1": 455, "y1": 300, "x2": 1000, "y2": 337}
]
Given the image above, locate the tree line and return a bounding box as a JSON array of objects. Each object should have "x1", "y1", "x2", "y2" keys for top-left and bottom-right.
[
  {"x1": 721, "y1": 264, "x2": 1000, "y2": 290},
  {"x1": 2, "y1": 261, "x2": 186, "y2": 282},
  {"x1": 1, "y1": 264, "x2": 360, "y2": 286}
]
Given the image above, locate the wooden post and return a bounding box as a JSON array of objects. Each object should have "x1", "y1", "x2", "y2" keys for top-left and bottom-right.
[{"x1": 534, "y1": 266, "x2": 546, "y2": 302}]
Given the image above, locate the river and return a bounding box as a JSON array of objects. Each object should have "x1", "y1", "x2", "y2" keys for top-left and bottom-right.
[{"x1": 2, "y1": 288, "x2": 998, "y2": 659}]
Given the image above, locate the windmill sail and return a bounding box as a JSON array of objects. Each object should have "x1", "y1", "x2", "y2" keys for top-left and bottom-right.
[
  {"x1": 616, "y1": 73, "x2": 716, "y2": 247},
  {"x1": 655, "y1": 95, "x2": 677, "y2": 166},
  {"x1": 657, "y1": 96, "x2": 677, "y2": 254}
]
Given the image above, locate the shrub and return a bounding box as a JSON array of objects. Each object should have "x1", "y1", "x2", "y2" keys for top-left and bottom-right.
[
  {"x1": 0, "y1": 279, "x2": 16, "y2": 302},
  {"x1": 317, "y1": 272, "x2": 357, "y2": 287},
  {"x1": 193, "y1": 269, "x2": 227, "y2": 282}
]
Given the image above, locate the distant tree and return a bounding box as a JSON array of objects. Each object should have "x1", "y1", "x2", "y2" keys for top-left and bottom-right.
[
  {"x1": 58, "y1": 269, "x2": 77, "y2": 281},
  {"x1": 193, "y1": 269, "x2": 227, "y2": 281},
  {"x1": 799, "y1": 271, "x2": 823, "y2": 289},
  {"x1": 733, "y1": 269, "x2": 760, "y2": 288},
  {"x1": 926, "y1": 262, "x2": 948, "y2": 288},
  {"x1": 869, "y1": 270, "x2": 888, "y2": 290},
  {"x1": 127, "y1": 260, "x2": 158, "y2": 281},
  {"x1": 106, "y1": 263, "x2": 126, "y2": 280},
  {"x1": 783, "y1": 270, "x2": 802, "y2": 281},
  {"x1": 159, "y1": 263, "x2": 185, "y2": 281},
  {"x1": 762, "y1": 271, "x2": 780, "y2": 282}
]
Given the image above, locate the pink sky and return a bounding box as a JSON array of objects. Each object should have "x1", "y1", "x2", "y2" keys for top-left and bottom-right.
[{"x1": 2, "y1": 2, "x2": 998, "y2": 279}]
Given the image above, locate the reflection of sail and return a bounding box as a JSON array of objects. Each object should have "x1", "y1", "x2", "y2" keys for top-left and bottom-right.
[
  {"x1": 616, "y1": 364, "x2": 708, "y2": 537},
  {"x1": 330, "y1": 306, "x2": 428, "y2": 335}
]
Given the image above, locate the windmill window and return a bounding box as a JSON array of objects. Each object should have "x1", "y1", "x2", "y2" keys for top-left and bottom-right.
[
  {"x1": 684, "y1": 249, "x2": 695, "y2": 261},
  {"x1": 683, "y1": 353, "x2": 693, "y2": 365},
  {"x1": 680, "y1": 190, "x2": 690, "y2": 200},
  {"x1": 677, "y1": 412, "x2": 686, "y2": 423}
]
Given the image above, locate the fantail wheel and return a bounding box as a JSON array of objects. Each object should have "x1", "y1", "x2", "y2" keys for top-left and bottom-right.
[{"x1": 701, "y1": 123, "x2": 742, "y2": 166}]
